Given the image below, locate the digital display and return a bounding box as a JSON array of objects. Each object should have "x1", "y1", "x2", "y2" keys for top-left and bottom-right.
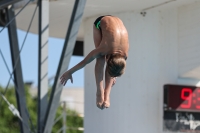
[{"x1": 164, "y1": 84, "x2": 200, "y2": 112}]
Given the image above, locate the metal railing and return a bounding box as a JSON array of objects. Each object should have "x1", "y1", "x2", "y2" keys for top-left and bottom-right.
[{"x1": 54, "y1": 101, "x2": 84, "y2": 133}]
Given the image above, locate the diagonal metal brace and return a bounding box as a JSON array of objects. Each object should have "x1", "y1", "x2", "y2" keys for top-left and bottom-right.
[
  {"x1": 6, "y1": 6, "x2": 30, "y2": 133},
  {"x1": 0, "y1": 0, "x2": 22, "y2": 9},
  {"x1": 43, "y1": 0, "x2": 86, "y2": 132}
]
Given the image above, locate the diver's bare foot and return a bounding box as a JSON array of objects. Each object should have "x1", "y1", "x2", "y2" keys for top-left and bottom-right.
[
  {"x1": 96, "y1": 90, "x2": 104, "y2": 110},
  {"x1": 103, "y1": 91, "x2": 110, "y2": 108}
]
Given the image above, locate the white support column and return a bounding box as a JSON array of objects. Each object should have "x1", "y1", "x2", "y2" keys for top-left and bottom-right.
[{"x1": 37, "y1": 0, "x2": 49, "y2": 132}]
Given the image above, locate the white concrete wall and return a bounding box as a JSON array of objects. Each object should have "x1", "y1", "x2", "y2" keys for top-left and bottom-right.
[
  {"x1": 29, "y1": 88, "x2": 84, "y2": 114},
  {"x1": 60, "y1": 88, "x2": 84, "y2": 114},
  {"x1": 84, "y1": 8, "x2": 179, "y2": 133},
  {"x1": 178, "y1": 2, "x2": 200, "y2": 80}
]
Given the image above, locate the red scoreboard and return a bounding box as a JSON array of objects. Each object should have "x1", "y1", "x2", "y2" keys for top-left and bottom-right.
[
  {"x1": 163, "y1": 84, "x2": 200, "y2": 132},
  {"x1": 164, "y1": 84, "x2": 200, "y2": 112}
]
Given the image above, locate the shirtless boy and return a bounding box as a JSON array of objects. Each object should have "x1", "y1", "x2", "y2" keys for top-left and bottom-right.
[{"x1": 60, "y1": 15, "x2": 129, "y2": 110}]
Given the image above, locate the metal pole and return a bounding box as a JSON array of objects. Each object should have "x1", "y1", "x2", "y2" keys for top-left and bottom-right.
[
  {"x1": 43, "y1": 0, "x2": 86, "y2": 132},
  {"x1": 63, "y1": 102, "x2": 67, "y2": 133},
  {"x1": 37, "y1": 0, "x2": 49, "y2": 132},
  {"x1": 6, "y1": 5, "x2": 30, "y2": 133}
]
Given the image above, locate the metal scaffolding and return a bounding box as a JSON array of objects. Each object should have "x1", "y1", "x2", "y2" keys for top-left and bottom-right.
[
  {"x1": 0, "y1": 0, "x2": 86, "y2": 133},
  {"x1": 6, "y1": 6, "x2": 30, "y2": 133},
  {"x1": 43, "y1": 0, "x2": 86, "y2": 132}
]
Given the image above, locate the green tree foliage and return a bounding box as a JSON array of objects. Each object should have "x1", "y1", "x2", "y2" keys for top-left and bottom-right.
[{"x1": 0, "y1": 86, "x2": 83, "y2": 133}]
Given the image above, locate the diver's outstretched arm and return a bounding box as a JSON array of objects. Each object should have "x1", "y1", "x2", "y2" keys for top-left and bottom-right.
[{"x1": 60, "y1": 48, "x2": 103, "y2": 85}]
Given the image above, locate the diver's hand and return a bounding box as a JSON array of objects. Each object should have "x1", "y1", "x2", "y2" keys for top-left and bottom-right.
[
  {"x1": 112, "y1": 77, "x2": 117, "y2": 87},
  {"x1": 60, "y1": 71, "x2": 73, "y2": 86}
]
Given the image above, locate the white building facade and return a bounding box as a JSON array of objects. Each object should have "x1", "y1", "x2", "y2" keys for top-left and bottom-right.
[{"x1": 83, "y1": 2, "x2": 200, "y2": 133}]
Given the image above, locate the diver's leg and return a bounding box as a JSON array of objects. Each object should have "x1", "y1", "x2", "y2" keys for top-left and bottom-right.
[
  {"x1": 93, "y1": 25, "x2": 105, "y2": 109},
  {"x1": 102, "y1": 67, "x2": 115, "y2": 108}
]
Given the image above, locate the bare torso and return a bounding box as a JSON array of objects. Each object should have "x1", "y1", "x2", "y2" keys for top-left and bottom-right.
[{"x1": 99, "y1": 16, "x2": 129, "y2": 58}]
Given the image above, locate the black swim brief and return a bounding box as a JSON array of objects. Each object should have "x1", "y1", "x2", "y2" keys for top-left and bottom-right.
[{"x1": 94, "y1": 15, "x2": 111, "y2": 32}]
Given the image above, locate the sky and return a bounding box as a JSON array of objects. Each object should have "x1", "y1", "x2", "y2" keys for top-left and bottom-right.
[{"x1": 0, "y1": 28, "x2": 84, "y2": 88}]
